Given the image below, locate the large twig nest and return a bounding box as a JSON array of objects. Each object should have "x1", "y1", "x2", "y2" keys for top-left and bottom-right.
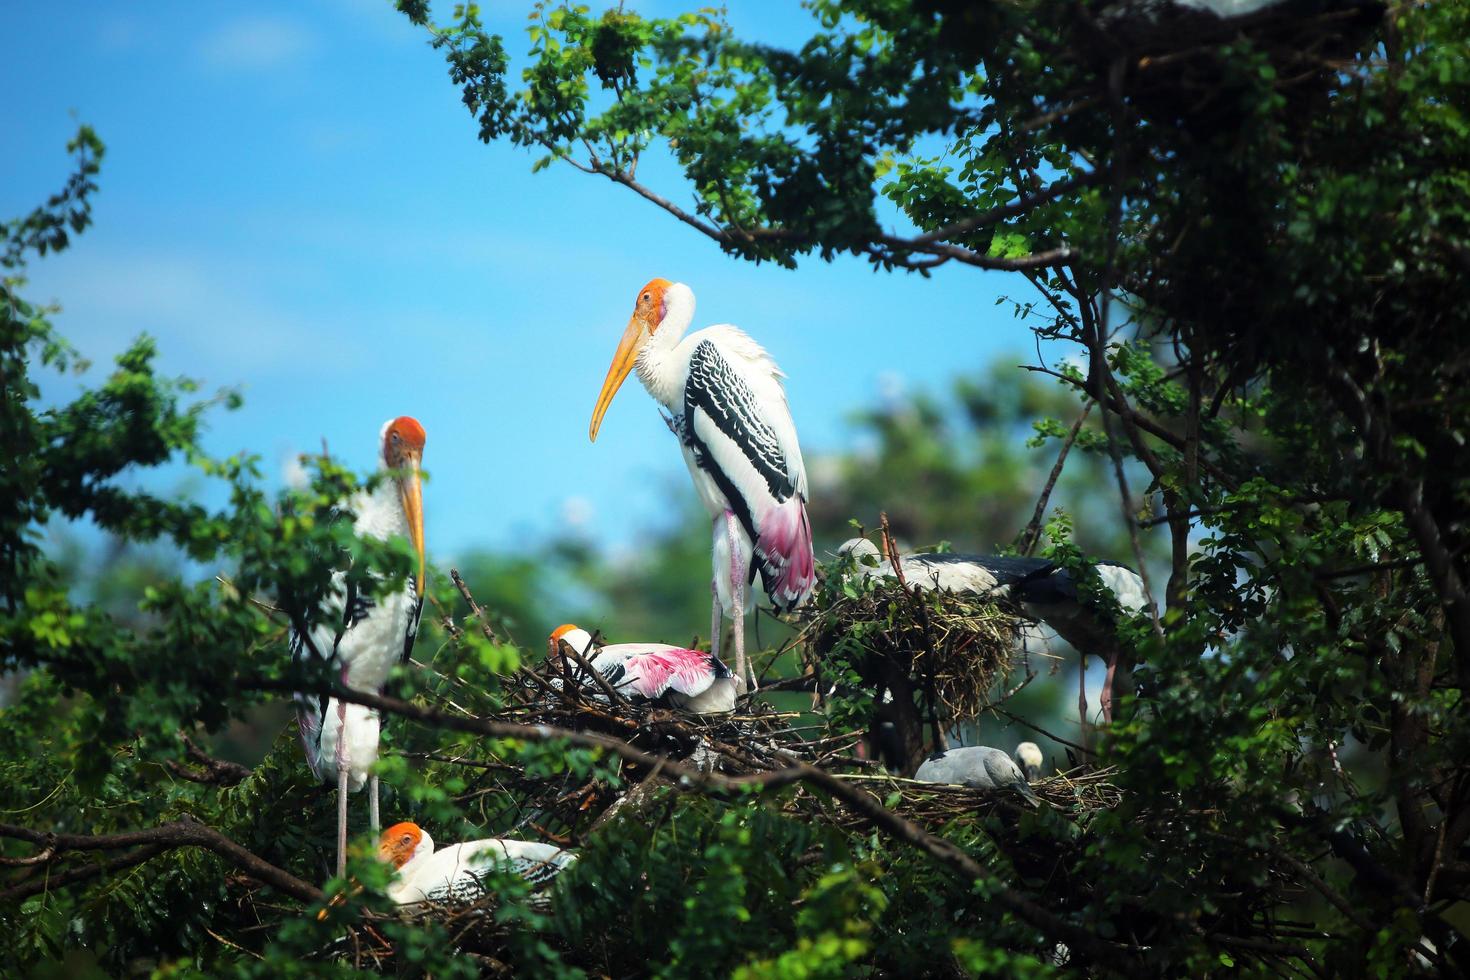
[{"x1": 808, "y1": 560, "x2": 1025, "y2": 727}]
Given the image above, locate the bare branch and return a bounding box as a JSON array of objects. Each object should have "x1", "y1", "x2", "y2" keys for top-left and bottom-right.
[
  {"x1": 1016, "y1": 399, "x2": 1096, "y2": 556},
  {"x1": 0, "y1": 816, "x2": 323, "y2": 905}
]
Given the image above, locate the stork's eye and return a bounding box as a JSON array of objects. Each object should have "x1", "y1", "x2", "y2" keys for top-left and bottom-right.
[
  {"x1": 401, "y1": 834, "x2": 413, "y2": 845},
  {"x1": 641, "y1": 292, "x2": 650, "y2": 303}
]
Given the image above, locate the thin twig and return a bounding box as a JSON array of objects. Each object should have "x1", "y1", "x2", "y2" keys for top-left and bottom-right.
[{"x1": 1016, "y1": 399, "x2": 1096, "y2": 556}]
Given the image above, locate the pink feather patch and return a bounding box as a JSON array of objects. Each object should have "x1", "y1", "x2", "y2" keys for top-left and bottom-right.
[
  {"x1": 620, "y1": 648, "x2": 726, "y2": 699},
  {"x1": 755, "y1": 495, "x2": 815, "y2": 610}
]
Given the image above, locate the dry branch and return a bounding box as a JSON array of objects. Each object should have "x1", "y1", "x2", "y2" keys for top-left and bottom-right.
[{"x1": 0, "y1": 815, "x2": 322, "y2": 905}]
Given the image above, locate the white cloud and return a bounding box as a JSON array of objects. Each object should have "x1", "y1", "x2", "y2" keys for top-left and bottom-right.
[
  {"x1": 560, "y1": 495, "x2": 594, "y2": 529},
  {"x1": 876, "y1": 370, "x2": 907, "y2": 404},
  {"x1": 26, "y1": 250, "x2": 363, "y2": 379},
  {"x1": 197, "y1": 16, "x2": 313, "y2": 72}
]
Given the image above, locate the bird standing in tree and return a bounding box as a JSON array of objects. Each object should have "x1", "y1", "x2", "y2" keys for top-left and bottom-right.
[
  {"x1": 590, "y1": 279, "x2": 815, "y2": 693},
  {"x1": 291, "y1": 417, "x2": 426, "y2": 879}
]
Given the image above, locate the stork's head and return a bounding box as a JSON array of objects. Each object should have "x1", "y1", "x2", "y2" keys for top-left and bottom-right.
[
  {"x1": 1015, "y1": 741, "x2": 1043, "y2": 782},
  {"x1": 589, "y1": 278, "x2": 690, "y2": 441},
  {"x1": 378, "y1": 821, "x2": 433, "y2": 870},
  {"x1": 380, "y1": 416, "x2": 427, "y2": 589},
  {"x1": 548, "y1": 623, "x2": 595, "y2": 660}
]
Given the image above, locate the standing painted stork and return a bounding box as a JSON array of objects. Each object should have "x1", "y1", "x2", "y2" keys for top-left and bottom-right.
[
  {"x1": 589, "y1": 279, "x2": 815, "y2": 692},
  {"x1": 549, "y1": 623, "x2": 738, "y2": 714},
  {"x1": 291, "y1": 417, "x2": 426, "y2": 879},
  {"x1": 377, "y1": 821, "x2": 576, "y2": 905}
]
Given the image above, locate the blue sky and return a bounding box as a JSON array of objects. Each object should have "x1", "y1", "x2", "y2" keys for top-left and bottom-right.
[{"x1": 3, "y1": 1, "x2": 1037, "y2": 560}]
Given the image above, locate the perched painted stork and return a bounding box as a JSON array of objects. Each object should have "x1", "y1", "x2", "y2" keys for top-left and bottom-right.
[
  {"x1": 377, "y1": 821, "x2": 576, "y2": 905},
  {"x1": 589, "y1": 279, "x2": 814, "y2": 692},
  {"x1": 291, "y1": 417, "x2": 426, "y2": 879},
  {"x1": 549, "y1": 624, "x2": 738, "y2": 714},
  {"x1": 1015, "y1": 741, "x2": 1045, "y2": 782},
  {"x1": 914, "y1": 745, "x2": 1041, "y2": 805},
  {"x1": 837, "y1": 538, "x2": 1149, "y2": 722}
]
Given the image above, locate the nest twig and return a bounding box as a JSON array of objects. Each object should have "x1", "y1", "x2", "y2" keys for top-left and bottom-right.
[{"x1": 810, "y1": 578, "x2": 1024, "y2": 727}]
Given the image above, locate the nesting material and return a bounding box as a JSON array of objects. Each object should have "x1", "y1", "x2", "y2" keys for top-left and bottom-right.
[
  {"x1": 808, "y1": 553, "x2": 1027, "y2": 726},
  {"x1": 783, "y1": 766, "x2": 1123, "y2": 833}
]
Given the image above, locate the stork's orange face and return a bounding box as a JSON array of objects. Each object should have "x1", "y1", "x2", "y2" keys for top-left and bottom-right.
[
  {"x1": 589, "y1": 278, "x2": 673, "y2": 442},
  {"x1": 547, "y1": 623, "x2": 592, "y2": 660},
  {"x1": 378, "y1": 821, "x2": 423, "y2": 869},
  {"x1": 382, "y1": 417, "x2": 427, "y2": 589}
]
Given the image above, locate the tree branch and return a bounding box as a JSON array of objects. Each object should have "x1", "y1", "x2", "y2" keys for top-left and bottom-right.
[
  {"x1": 1016, "y1": 399, "x2": 1095, "y2": 556},
  {"x1": 250, "y1": 677, "x2": 1142, "y2": 968},
  {"x1": 0, "y1": 815, "x2": 323, "y2": 905}
]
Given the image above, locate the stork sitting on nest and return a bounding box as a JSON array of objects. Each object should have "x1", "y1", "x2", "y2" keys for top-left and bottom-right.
[
  {"x1": 914, "y1": 744, "x2": 1042, "y2": 806},
  {"x1": 377, "y1": 822, "x2": 576, "y2": 905},
  {"x1": 549, "y1": 624, "x2": 738, "y2": 714},
  {"x1": 836, "y1": 537, "x2": 1149, "y2": 723}
]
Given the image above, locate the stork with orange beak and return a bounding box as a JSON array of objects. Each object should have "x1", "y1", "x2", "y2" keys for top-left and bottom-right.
[
  {"x1": 291, "y1": 417, "x2": 427, "y2": 879},
  {"x1": 377, "y1": 821, "x2": 575, "y2": 905},
  {"x1": 590, "y1": 280, "x2": 814, "y2": 693}
]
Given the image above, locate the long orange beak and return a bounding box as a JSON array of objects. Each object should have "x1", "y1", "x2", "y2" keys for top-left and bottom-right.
[
  {"x1": 589, "y1": 313, "x2": 649, "y2": 442},
  {"x1": 397, "y1": 453, "x2": 425, "y2": 589}
]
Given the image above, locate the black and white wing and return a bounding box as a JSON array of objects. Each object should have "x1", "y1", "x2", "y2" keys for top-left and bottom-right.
[{"x1": 683, "y1": 334, "x2": 815, "y2": 608}]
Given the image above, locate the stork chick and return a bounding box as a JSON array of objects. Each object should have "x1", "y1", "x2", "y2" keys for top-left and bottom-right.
[{"x1": 914, "y1": 745, "x2": 1041, "y2": 806}]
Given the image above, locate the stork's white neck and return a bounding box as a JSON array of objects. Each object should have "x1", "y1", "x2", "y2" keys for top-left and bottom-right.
[
  {"x1": 635, "y1": 282, "x2": 696, "y2": 410},
  {"x1": 353, "y1": 464, "x2": 411, "y2": 542},
  {"x1": 399, "y1": 829, "x2": 435, "y2": 876}
]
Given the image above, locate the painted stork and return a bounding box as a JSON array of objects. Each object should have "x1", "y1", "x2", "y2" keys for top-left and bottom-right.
[
  {"x1": 837, "y1": 537, "x2": 1149, "y2": 722},
  {"x1": 914, "y1": 745, "x2": 1041, "y2": 805},
  {"x1": 589, "y1": 279, "x2": 815, "y2": 693},
  {"x1": 1015, "y1": 741, "x2": 1044, "y2": 782},
  {"x1": 377, "y1": 821, "x2": 576, "y2": 905},
  {"x1": 549, "y1": 624, "x2": 738, "y2": 714},
  {"x1": 291, "y1": 417, "x2": 426, "y2": 879}
]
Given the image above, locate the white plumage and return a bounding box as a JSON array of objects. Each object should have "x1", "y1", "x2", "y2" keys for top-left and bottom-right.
[
  {"x1": 378, "y1": 822, "x2": 575, "y2": 906},
  {"x1": 1015, "y1": 741, "x2": 1045, "y2": 782}
]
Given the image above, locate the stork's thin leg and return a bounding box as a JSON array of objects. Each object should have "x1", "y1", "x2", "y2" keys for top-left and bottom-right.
[
  {"x1": 335, "y1": 674, "x2": 350, "y2": 879},
  {"x1": 336, "y1": 765, "x2": 349, "y2": 879},
  {"x1": 1077, "y1": 653, "x2": 1091, "y2": 754},
  {"x1": 1100, "y1": 649, "x2": 1118, "y2": 725},
  {"x1": 710, "y1": 578, "x2": 723, "y2": 664},
  {"x1": 369, "y1": 773, "x2": 380, "y2": 833},
  {"x1": 709, "y1": 516, "x2": 725, "y2": 666},
  {"x1": 726, "y1": 510, "x2": 755, "y2": 693}
]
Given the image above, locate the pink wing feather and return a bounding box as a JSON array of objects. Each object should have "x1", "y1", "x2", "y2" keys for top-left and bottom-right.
[
  {"x1": 598, "y1": 647, "x2": 732, "y2": 700},
  {"x1": 756, "y1": 494, "x2": 815, "y2": 611}
]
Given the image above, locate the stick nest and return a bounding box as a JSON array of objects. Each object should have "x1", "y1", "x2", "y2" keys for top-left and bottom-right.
[
  {"x1": 808, "y1": 572, "x2": 1024, "y2": 726},
  {"x1": 783, "y1": 765, "x2": 1123, "y2": 834}
]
